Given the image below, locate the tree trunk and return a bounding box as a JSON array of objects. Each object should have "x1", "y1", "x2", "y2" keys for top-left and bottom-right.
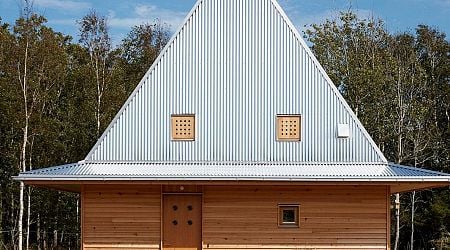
[
  {"x1": 0, "y1": 184, "x2": 3, "y2": 246},
  {"x1": 410, "y1": 191, "x2": 415, "y2": 250},
  {"x1": 394, "y1": 193, "x2": 400, "y2": 250},
  {"x1": 53, "y1": 229, "x2": 58, "y2": 249},
  {"x1": 410, "y1": 159, "x2": 419, "y2": 250},
  {"x1": 76, "y1": 198, "x2": 79, "y2": 248},
  {"x1": 26, "y1": 138, "x2": 34, "y2": 250},
  {"x1": 37, "y1": 214, "x2": 41, "y2": 250},
  {"x1": 53, "y1": 194, "x2": 60, "y2": 249},
  {"x1": 18, "y1": 181, "x2": 24, "y2": 250},
  {"x1": 18, "y1": 20, "x2": 30, "y2": 250},
  {"x1": 10, "y1": 193, "x2": 15, "y2": 247},
  {"x1": 26, "y1": 187, "x2": 31, "y2": 250},
  {"x1": 43, "y1": 229, "x2": 47, "y2": 250},
  {"x1": 96, "y1": 75, "x2": 101, "y2": 137}
]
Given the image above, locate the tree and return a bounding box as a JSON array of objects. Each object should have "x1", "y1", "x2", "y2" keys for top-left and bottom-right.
[
  {"x1": 13, "y1": 3, "x2": 48, "y2": 248},
  {"x1": 1, "y1": 6, "x2": 172, "y2": 248},
  {"x1": 305, "y1": 11, "x2": 450, "y2": 249},
  {"x1": 0, "y1": 17, "x2": 17, "y2": 248},
  {"x1": 304, "y1": 12, "x2": 394, "y2": 150},
  {"x1": 2, "y1": 4, "x2": 448, "y2": 249},
  {"x1": 118, "y1": 22, "x2": 169, "y2": 93},
  {"x1": 78, "y1": 11, "x2": 112, "y2": 137},
  {"x1": 386, "y1": 32, "x2": 430, "y2": 250}
]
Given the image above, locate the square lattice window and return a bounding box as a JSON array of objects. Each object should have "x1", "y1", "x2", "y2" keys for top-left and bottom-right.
[
  {"x1": 278, "y1": 204, "x2": 300, "y2": 227},
  {"x1": 276, "y1": 115, "x2": 301, "y2": 141},
  {"x1": 171, "y1": 114, "x2": 195, "y2": 141}
]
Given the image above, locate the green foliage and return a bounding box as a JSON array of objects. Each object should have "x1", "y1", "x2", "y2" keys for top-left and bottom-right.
[
  {"x1": 0, "y1": 10, "x2": 169, "y2": 248},
  {"x1": 117, "y1": 22, "x2": 170, "y2": 93},
  {"x1": 0, "y1": 6, "x2": 448, "y2": 250},
  {"x1": 306, "y1": 11, "x2": 450, "y2": 249}
]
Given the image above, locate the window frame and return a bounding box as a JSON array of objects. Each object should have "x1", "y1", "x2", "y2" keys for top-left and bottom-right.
[
  {"x1": 171, "y1": 114, "x2": 196, "y2": 141},
  {"x1": 276, "y1": 114, "x2": 302, "y2": 141},
  {"x1": 278, "y1": 204, "x2": 300, "y2": 228}
]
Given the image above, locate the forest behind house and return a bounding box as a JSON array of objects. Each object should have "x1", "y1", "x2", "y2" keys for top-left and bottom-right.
[{"x1": 0, "y1": 4, "x2": 449, "y2": 250}]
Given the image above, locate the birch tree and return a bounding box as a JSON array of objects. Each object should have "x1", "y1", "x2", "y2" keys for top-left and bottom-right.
[
  {"x1": 305, "y1": 11, "x2": 392, "y2": 140},
  {"x1": 14, "y1": 2, "x2": 40, "y2": 248},
  {"x1": 13, "y1": 3, "x2": 70, "y2": 247},
  {"x1": 1, "y1": 6, "x2": 449, "y2": 249},
  {"x1": 0, "y1": 7, "x2": 171, "y2": 249},
  {"x1": 305, "y1": 11, "x2": 450, "y2": 249},
  {"x1": 78, "y1": 11, "x2": 112, "y2": 137}
]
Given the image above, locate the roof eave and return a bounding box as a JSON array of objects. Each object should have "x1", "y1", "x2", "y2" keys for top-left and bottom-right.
[{"x1": 14, "y1": 175, "x2": 450, "y2": 182}]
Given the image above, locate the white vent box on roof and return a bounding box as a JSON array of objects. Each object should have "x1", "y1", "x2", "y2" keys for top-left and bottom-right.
[{"x1": 337, "y1": 124, "x2": 350, "y2": 138}]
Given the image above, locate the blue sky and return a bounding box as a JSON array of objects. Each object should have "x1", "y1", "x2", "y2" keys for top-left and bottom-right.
[{"x1": 0, "y1": 0, "x2": 449, "y2": 46}]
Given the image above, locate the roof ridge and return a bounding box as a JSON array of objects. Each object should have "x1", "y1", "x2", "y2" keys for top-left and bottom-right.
[{"x1": 81, "y1": 161, "x2": 389, "y2": 165}]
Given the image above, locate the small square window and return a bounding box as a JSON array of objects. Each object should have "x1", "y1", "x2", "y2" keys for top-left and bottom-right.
[
  {"x1": 276, "y1": 115, "x2": 301, "y2": 141},
  {"x1": 278, "y1": 205, "x2": 299, "y2": 227},
  {"x1": 171, "y1": 114, "x2": 195, "y2": 141}
]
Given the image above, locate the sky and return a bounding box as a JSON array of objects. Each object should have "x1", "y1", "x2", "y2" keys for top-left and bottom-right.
[{"x1": 0, "y1": 0, "x2": 449, "y2": 46}]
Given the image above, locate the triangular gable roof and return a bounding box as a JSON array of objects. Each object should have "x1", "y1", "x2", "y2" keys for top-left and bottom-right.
[
  {"x1": 85, "y1": 0, "x2": 386, "y2": 163},
  {"x1": 14, "y1": 0, "x2": 450, "y2": 193}
]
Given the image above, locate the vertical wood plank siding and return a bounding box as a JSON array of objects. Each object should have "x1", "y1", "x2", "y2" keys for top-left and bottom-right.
[
  {"x1": 82, "y1": 185, "x2": 161, "y2": 250},
  {"x1": 203, "y1": 185, "x2": 389, "y2": 249},
  {"x1": 86, "y1": 0, "x2": 386, "y2": 163}
]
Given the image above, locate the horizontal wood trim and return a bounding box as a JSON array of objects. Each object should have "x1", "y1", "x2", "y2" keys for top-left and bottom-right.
[
  {"x1": 389, "y1": 183, "x2": 450, "y2": 193},
  {"x1": 27, "y1": 180, "x2": 450, "y2": 186},
  {"x1": 204, "y1": 245, "x2": 387, "y2": 249},
  {"x1": 163, "y1": 184, "x2": 203, "y2": 193},
  {"x1": 25, "y1": 180, "x2": 450, "y2": 194},
  {"x1": 84, "y1": 243, "x2": 160, "y2": 250}
]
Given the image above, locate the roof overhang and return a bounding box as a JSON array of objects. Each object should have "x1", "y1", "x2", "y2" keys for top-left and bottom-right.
[
  {"x1": 20, "y1": 180, "x2": 450, "y2": 194},
  {"x1": 14, "y1": 162, "x2": 450, "y2": 193}
]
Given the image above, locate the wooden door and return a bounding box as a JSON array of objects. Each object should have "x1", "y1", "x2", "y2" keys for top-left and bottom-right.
[{"x1": 163, "y1": 195, "x2": 202, "y2": 250}]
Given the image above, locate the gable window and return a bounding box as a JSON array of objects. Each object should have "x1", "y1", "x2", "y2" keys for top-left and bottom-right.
[
  {"x1": 171, "y1": 114, "x2": 195, "y2": 141},
  {"x1": 278, "y1": 204, "x2": 299, "y2": 227},
  {"x1": 276, "y1": 115, "x2": 301, "y2": 141}
]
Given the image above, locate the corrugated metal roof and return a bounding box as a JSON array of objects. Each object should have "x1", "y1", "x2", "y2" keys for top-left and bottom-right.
[
  {"x1": 84, "y1": 0, "x2": 387, "y2": 163},
  {"x1": 15, "y1": 162, "x2": 450, "y2": 182},
  {"x1": 14, "y1": 0, "x2": 450, "y2": 185}
]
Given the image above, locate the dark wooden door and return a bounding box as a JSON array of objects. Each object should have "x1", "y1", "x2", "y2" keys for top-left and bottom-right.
[{"x1": 163, "y1": 195, "x2": 202, "y2": 250}]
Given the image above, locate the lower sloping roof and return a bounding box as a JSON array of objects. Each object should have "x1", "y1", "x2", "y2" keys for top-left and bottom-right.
[{"x1": 14, "y1": 162, "x2": 450, "y2": 182}]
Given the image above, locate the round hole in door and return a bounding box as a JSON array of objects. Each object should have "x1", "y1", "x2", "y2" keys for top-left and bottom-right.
[
  {"x1": 173, "y1": 205, "x2": 178, "y2": 211},
  {"x1": 187, "y1": 205, "x2": 193, "y2": 211},
  {"x1": 172, "y1": 220, "x2": 178, "y2": 225},
  {"x1": 188, "y1": 220, "x2": 193, "y2": 225}
]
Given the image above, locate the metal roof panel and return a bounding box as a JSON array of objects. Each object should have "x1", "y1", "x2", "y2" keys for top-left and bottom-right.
[
  {"x1": 84, "y1": 0, "x2": 387, "y2": 163},
  {"x1": 15, "y1": 162, "x2": 450, "y2": 182}
]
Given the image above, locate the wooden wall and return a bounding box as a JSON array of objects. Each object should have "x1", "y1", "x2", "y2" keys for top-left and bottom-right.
[
  {"x1": 82, "y1": 185, "x2": 161, "y2": 250},
  {"x1": 81, "y1": 184, "x2": 389, "y2": 250},
  {"x1": 202, "y1": 185, "x2": 389, "y2": 250}
]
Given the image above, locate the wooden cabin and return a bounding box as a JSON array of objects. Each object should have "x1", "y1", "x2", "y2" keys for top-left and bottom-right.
[{"x1": 16, "y1": 0, "x2": 450, "y2": 249}]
